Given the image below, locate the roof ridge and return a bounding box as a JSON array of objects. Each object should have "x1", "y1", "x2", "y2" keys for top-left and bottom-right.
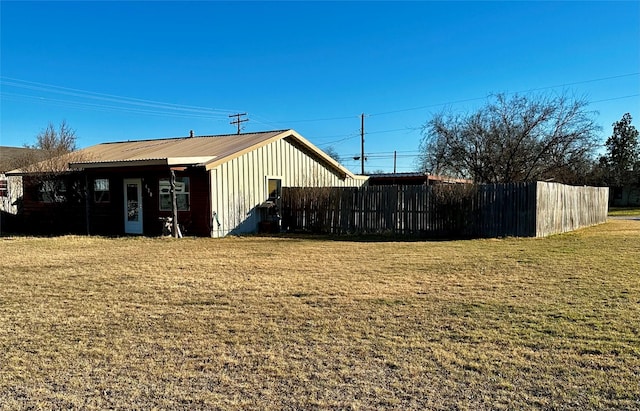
[{"x1": 98, "y1": 129, "x2": 290, "y2": 146}]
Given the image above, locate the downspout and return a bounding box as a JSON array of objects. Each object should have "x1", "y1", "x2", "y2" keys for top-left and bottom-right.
[
  {"x1": 208, "y1": 170, "x2": 213, "y2": 237},
  {"x1": 84, "y1": 173, "x2": 91, "y2": 235},
  {"x1": 170, "y1": 169, "x2": 180, "y2": 238}
]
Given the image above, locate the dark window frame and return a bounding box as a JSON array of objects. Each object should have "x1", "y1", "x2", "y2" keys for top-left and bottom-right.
[
  {"x1": 93, "y1": 178, "x2": 111, "y2": 203},
  {"x1": 159, "y1": 177, "x2": 190, "y2": 211},
  {"x1": 38, "y1": 179, "x2": 67, "y2": 203},
  {"x1": 0, "y1": 179, "x2": 7, "y2": 197}
]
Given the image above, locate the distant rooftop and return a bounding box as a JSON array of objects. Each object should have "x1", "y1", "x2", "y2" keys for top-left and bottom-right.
[
  {"x1": 0, "y1": 146, "x2": 45, "y2": 173},
  {"x1": 367, "y1": 172, "x2": 473, "y2": 185}
]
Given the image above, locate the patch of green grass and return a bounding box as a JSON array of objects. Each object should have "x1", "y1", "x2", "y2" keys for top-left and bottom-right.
[
  {"x1": 608, "y1": 207, "x2": 640, "y2": 216},
  {"x1": 0, "y1": 219, "x2": 639, "y2": 409}
]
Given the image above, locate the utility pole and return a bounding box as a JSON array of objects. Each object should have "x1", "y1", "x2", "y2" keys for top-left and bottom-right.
[
  {"x1": 393, "y1": 150, "x2": 397, "y2": 174},
  {"x1": 360, "y1": 113, "x2": 365, "y2": 175},
  {"x1": 229, "y1": 113, "x2": 248, "y2": 134}
]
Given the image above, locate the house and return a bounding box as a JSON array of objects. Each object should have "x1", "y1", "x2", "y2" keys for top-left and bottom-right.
[
  {"x1": 1, "y1": 146, "x2": 43, "y2": 232},
  {"x1": 1, "y1": 146, "x2": 45, "y2": 214},
  {"x1": 609, "y1": 185, "x2": 640, "y2": 207},
  {"x1": 0, "y1": 146, "x2": 47, "y2": 226},
  {"x1": 8, "y1": 130, "x2": 367, "y2": 237}
]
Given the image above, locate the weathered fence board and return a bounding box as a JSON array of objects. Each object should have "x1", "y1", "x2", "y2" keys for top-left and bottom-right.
[{"x1": 535, "y1": 182, "x2": 609, "y2": 237}]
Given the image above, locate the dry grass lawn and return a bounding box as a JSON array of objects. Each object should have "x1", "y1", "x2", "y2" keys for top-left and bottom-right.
[{"x1": 1, "y1": 219, "x2": 639, "y2": 410}]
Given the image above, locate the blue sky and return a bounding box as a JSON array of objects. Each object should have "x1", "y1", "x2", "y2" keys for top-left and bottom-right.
[{"x1": 1, "y1": 1, "x2": 639, "y2": 174}]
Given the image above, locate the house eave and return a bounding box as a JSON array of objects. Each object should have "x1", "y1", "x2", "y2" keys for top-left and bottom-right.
[
  {"x1": 69, "y1": 156, "x2": 216, "y2": 170},
  {"x1": 5, "y1": 169, "x2": 79, "y2": 177}
]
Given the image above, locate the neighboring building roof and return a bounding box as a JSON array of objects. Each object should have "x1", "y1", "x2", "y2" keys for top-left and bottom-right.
[
  {"x1": 61, "y1": 129, "x2": 358, "y2": 179},
  {"x1": 367, "y1": 172, "x2": 473, "y2": 185},
  {"x1": 0, "y1": 146, "x2": 45, "y2": 173}
]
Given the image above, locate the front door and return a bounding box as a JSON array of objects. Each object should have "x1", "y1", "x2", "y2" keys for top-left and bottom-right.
[{"x1": 124, "y1": 178, "x2": 143, "y2": 234}]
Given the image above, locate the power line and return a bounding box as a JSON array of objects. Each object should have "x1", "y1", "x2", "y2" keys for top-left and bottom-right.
[
  {"x1": 0, "y1": 76, "x2": 242, "y2": 116},
  {"x1": 273, "y1": 114, "x2": 359, "y2": 124},
  {"x1": 519, "y1": 73, "x2": 640, "y2": 94},
  {"x1": 0, "y1": 92, "x2": 233, "y2": 120},
  {"x1": 317, "y1": 131, "x2": 361, "y2": 147},
  {"x1": 368, "y1": 72, "x2": 640, "y2": 117},
  {"x1": 244, "y1": 74, "x2": 640, "y2": 133},
  {"x1": 334, "y1": 153, "x2": 421, "y2": 161},
  {"x1": 366, "y1": 127, "x2": 419, "y2": 135},
  {"x1": 591, "y1": 94, "x2": 640, "y2": 104},
  {"x1": 2, "y1": 73, "x2": 637, "y2": 130}
]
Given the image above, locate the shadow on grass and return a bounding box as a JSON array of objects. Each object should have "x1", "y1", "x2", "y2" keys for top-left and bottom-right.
[
  {"x1": 253, "y1": 231, "x2": 479, "y2": 243},
  {"x1": 0, "y1": 231, "x2": 147, "y2": 240}
]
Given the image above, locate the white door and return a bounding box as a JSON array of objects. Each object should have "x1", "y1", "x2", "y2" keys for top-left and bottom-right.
[{"x1": 124, "y1": 178, "x2": 143, "y2": 234}]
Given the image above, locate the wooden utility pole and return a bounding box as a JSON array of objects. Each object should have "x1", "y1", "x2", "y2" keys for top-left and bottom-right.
[
  {"x1": 229, "y1": 113, "x2": 248, "y2": 134},
  {"x1": 360, "y1": 113, "x2": 365, "y2": 175},
  {"x1": 393, "y1": 150, "x2": 397, "y2": 174}
]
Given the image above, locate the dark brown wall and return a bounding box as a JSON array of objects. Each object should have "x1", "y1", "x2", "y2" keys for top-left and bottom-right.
[
  {"x1": 84, "y1": 166, "x2": 211, "y2": 237},
  {"x1": 20, "y1": 173, "x2": 87, "y2": 234},
  {"x1": 18, "y1": 167, "x2": 211, "y2": 237}
]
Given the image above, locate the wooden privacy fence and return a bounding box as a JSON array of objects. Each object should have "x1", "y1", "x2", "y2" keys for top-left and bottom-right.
[
  {"x1": 535, "y1": 182, "x2": 609, "y2": 237},
  {"x1": 281, "y1": 182, "x2": 609, "y2": 238}
]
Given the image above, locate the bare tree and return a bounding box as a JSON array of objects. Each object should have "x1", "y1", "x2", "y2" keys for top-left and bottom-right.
[
  {"x1": 418, "y1": 93, "x2": 601, "y2": 184},
  {"x1": 13, "y1": 121, "x2": 89, "y2": 204},
  {"x1": 20, "y1": 121, "x2": 80, "y2": 174},
  {"x1": 31, "y1": 120, "x2": 77, "y2": 152},
  {"x1": 323, "y1": 146, "x2": 342, "y2": 163}
]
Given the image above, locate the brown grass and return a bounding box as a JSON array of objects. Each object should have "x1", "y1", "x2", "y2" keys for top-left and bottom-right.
[{"x1": 1, "y1": 220, "x2": 639, "y2": 410}]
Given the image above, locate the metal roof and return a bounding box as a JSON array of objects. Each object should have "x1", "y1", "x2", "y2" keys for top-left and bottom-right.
[
  {"x1": 0, "y1": 146, "x2": 45, "y2": 173},
  {"x1": 69, "y1": 130, "x2": 284, "y2": 168},
  {"x1": 64, "y1": 129, "x2": 357, "y2": 179}
]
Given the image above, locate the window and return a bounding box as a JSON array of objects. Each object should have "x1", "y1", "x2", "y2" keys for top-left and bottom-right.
[
  {"x1": 159, "y1": 177, "x2": 190, "y2": 211},
  {"x1": 39, "y1": 179, "x2": 66, "y2": 203},
  {"x1": 93, "y1": 178, "x2": 110, "y2": 203},
  {"x1": 0, "y1": 179, "x2": 7, "y2": 197},
  {"x1": 267, "y1": 178, "x2": 281, "y2": 201}
]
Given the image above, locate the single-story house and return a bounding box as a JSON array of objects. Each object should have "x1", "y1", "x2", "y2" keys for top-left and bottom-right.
[
  {"x1": 8, "y1": 129, "x2": 367, "y2": 237},
  {"x1": 1, "y1": 146, "x2": 46, "y2": 215},
  {"x1": 609, "y1": 185, "x2": 640, "y2": 207}
]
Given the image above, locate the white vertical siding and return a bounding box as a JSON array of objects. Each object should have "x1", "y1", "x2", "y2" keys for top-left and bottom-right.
[
  {"x1": 208, "y1": 136, "x2": 366, "y2": 237},
  {"x1": 0, "y1": 175, "x2": 22, "y2": 215},
  {"x1": 209, "y1": 169, "x2": 218, "y2": 236}
]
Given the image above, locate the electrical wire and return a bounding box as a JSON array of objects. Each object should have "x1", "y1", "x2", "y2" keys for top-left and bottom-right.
[
  {"x1": 591, "y1": 94, "x2": 640, "y2": 104},
  {"x1": 1, "y1": 92, "x2": 232, "y2": 121},
  {"x1": 0, "y1": 77, "x2": 241, "y2": 113},
  {"x1": 1, "y1": 73, "x2": 637, "y2": 131},
  {"x1": 0, "y1": 76, "x2": 242, "y2": 117},
  {"x1": 368, "y1": 72, "x2": 640, "y2": 117}
]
